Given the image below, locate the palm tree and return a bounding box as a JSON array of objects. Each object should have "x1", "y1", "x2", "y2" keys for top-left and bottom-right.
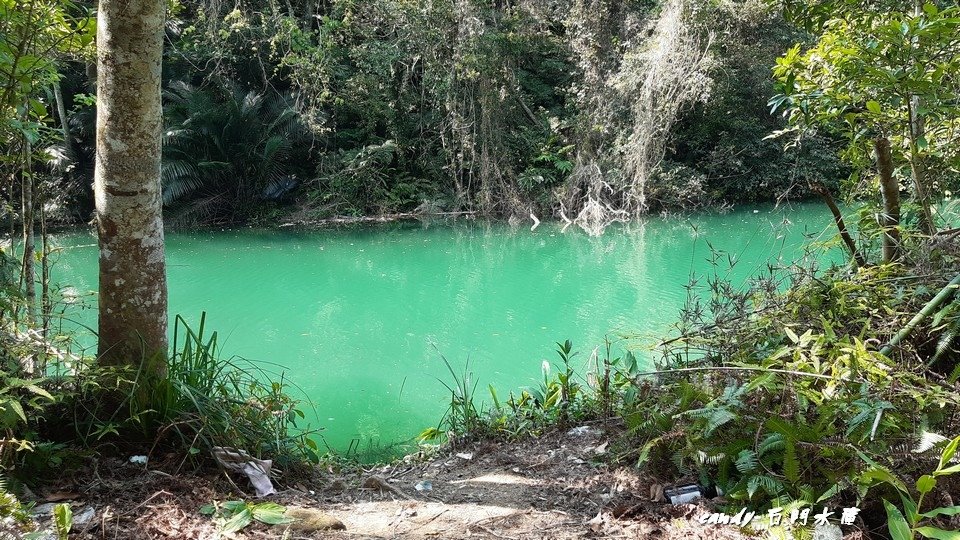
[{"x1": 161, "y1": 81, "x2": 312, "y2": 224}]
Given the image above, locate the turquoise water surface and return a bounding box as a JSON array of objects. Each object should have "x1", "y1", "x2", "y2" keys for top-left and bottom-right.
[{"x1": 50, "y1": 204, "x2": 838, "y2": 456}]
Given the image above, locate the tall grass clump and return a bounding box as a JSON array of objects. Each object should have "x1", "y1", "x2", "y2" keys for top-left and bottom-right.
[
  {"x1": 419, "y1": 350, "x2": 483, "y2": 443},
  {"x1": 421, "y1": 339, "x2": 639, "y2": 443},
  {"x1": 30, "y1": 312, "x2": 322, "y2": 473},
  {"x1": 148, "y1": 313, "x2": 322, "y2": 468}
]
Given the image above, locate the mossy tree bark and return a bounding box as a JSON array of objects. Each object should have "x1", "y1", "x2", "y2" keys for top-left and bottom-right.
[
  {"x1": 94, "y1": 0, "x2": 168, "y2": 373},
  {"x1": 875, "y1": 137, "x2": 901, "y2": 263}
]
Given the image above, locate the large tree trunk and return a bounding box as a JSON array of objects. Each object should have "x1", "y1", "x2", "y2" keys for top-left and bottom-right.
[
  {"x1": 94, "y1": 0, "x2": 169, "y2": 372},
  {"x1": 875, "y1": 137, "x2": 901, "y2": 263}
]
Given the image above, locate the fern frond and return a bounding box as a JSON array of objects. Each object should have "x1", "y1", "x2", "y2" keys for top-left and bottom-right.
[
  {"x1": 759, "y1": 432, "x2": 785, "y2": 455},
  {"x1": 685, "y1": 407, "x2": 737, "y2": 436},
  {"x1": 747, "y1": 474, "x2": 785, "y2": 498},
  {"x1": 783, "y1": 439, "x2": 800, "y2": 483},
  {"x1": 736, "y1": 449, "x2": 759, "y2": 474}
]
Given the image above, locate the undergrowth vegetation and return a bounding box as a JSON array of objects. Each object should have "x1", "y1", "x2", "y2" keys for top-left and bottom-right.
[
  {"x1": 0, "y1": 271, "x2": 320, "y2": 489},
  {"x1": 420, "y1": 338, "x2": 640, "y2": 443},
  {"x1": 424, "y1": 220, "x2": 960, "y2": 536},
  {"x1": 150, "y1": 313, "x2": 321, "y2": 468}
]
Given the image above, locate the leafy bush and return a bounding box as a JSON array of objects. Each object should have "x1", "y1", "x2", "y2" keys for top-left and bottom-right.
[
  {"x1": 314, "y1": 140, "x2": 440, "y2": 215},
  {"x1": 615, "y1": 240, "x2": 960, "y2": 530},
  {"x1": 646, "y1": 162, "x2": 708, "y2": 210}
]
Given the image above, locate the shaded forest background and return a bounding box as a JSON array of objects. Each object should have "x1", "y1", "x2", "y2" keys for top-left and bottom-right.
[{"x1": 38, "y1": 0, "x2": 845, "y2": 226}]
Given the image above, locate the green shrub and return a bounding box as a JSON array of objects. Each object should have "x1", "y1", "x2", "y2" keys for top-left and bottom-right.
[{"x1": 622, "y1": 244, "x2": 960, "y2": 513}]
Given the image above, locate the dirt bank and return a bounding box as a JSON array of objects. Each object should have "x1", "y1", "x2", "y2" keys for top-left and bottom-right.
[{"x1": 22, "y1": 426, "x2": 846, "y2": 539}]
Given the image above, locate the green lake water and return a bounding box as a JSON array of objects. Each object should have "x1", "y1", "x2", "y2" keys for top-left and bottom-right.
[{"x1": 50, "y1": 203, "x2": 838, "y2": 458}]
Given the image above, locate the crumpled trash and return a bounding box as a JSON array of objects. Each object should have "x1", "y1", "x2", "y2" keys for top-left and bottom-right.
[
  {"x1": 664, "y1": 485, "x2": 702, "y2": 505},
  {"x1": 414, "y1": 480, "x2": 432, "y2": 492},
  {"x1": 587, "y1": 511, "x2": 608, "y2": 533},
  {"x1": 566, "y1": 425, "x2": 602, "y2": 438},
  {"x1": 128, "y1": 455, "x2": 148, "y2": 465},
  {"x1": 73, "y1": 506, "x2": 96, "y2": 526},
  {"x1": 212, "y1": 447, "x2": 275, "y2": 497}
]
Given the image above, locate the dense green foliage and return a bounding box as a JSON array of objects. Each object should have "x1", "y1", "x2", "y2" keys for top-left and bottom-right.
[
  {"x1": 771, "y1": 0, "x2": 960, "y2": 239},
  {"x1": 660, "y1": 2, "x2": 848, "y2": 206},
  {"x1": 642, "y1": 250, "x2": 960, "y2": 512},
  {"x1": 161, "y1": 83, "x2": 311, "y2": 224},
  {"x1": 2, "y1": 0, "x2": 855, "y2": 228},
  {"x1": 1, "y1": 0, "x2": 959, "y2": 537}
]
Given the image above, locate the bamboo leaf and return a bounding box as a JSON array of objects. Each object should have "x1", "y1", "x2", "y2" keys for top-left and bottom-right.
[
  {"x1": 785, "y1": 326, "x2": 800, "y2": 344},
  {"x1": 883, "y1": 500, "x2": 912, "y2": 540},
  {"x1": 934, "y1": 464, "x2": 960, "y2": 476},
  {"x1": 939, "y1": 436, "x2": 960, "y2": 470},
  {"x1": 252, "y1": 502, "x2": 293, "y2": 525},
  {"x1": 861, "y1": 466, "x2": 909, "y2": 493},
  {"x1": 25, "y1": 385, "x2": 54, "y2": 401},
  {"x1": 8, "y1": 401, "x2": 26, "y2": 424},
  {"x1": 920, "y1": 505, "x2": 960, "y2": 519},
  {"x1": 221, "y1": 508, "x2": 253, "y2": 533},
  {"x1": 916, "y1": 527, "x2": 960, "y2": 540}
]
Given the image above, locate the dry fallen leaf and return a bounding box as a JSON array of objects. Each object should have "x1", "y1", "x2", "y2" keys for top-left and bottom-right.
[
  {"x1": 42, "y1": 491, "x2": 81, "y2": 502},
  {"x1": 649, "y1": 483, "x2": 666, "y2": 502},
  {"x1": 587, "y1": 511, "x2": 607, "y2": 533}
]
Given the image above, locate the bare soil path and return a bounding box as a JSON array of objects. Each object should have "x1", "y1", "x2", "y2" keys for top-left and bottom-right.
[{"x1": 29, "y1": 427, "x2": 764, "y2": 539}]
